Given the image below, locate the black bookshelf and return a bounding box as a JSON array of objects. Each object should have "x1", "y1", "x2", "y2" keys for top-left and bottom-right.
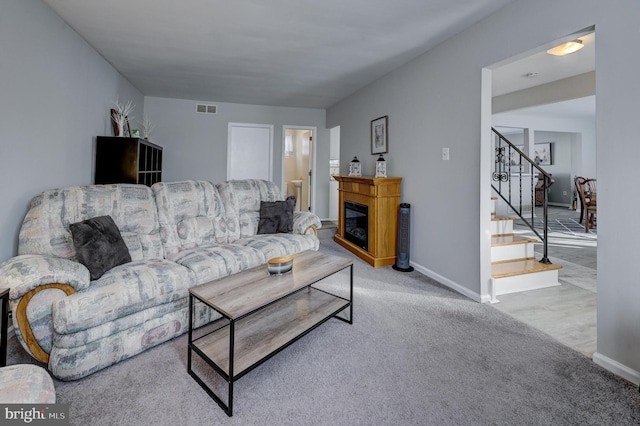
[{"x1": 95, "y1": 137, "x2": 163, "y2": 187}]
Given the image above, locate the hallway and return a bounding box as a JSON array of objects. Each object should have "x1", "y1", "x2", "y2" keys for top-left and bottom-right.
[{"x1": 491, "y1": 206, "x2": 597, "y2": 357}]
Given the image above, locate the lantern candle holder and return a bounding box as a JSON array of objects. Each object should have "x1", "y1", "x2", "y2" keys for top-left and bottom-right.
[
  {"x1": 375, "y1": 154, "x2": 387, "y2": 178},
  {"x1": 348, "y1": 156, "x2": 361, "y2": 176}
]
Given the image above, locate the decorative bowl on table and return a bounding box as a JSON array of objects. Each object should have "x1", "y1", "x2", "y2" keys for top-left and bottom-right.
[{"x1": 267, "y1": 255, "x2": 293, "y2": 275}]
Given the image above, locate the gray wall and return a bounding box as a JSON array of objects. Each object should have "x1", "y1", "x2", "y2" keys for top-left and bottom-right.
[
  {"x1": 500, "y1": 130, "x2": 580, "y2": 206},
  {"x1": 493, "y1": 71, "x2": 595, "y2": 114},
  {"x1": 493, "y1": 111, "x2": 597, "y2": 182},
  {"x1": 4, "y1": 0, "x2": 640, "y2": 386},
  {"x1": 0, "y1": 0, "x2": 143, "y2": 262},
  {"x1": 143, "y1": 97, "x2": 329, "y2": 218},
  {"x1": 327, "y1": 0, "x2": 640, "y2": 382},
  {"x1": 535, "y1": 131, "x2": 574, "y2": 206}
]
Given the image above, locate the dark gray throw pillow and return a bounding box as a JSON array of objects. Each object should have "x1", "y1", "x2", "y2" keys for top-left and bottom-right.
[
  {"x1": 257, "y1": 196, "x2": 296, "y2": 234},
  {"x1": 69, "y1": 215, "x2": 132, "y2": 280}
]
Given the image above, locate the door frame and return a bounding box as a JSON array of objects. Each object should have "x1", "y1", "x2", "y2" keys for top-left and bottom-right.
[
  {"x1": 282, "y1": 125, "x2": 317, "y2": 213},
  {"x1": 227, "y1": 122, "x2": 274, "y2": 181}
]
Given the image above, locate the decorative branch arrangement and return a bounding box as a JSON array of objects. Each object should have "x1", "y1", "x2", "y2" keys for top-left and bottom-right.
[
  {"x1": 140, "y1": 115, "x2": 156, "y2": 140},
  {"x1": 111, "y1": 98, "x2": 135, "y2": 137}
]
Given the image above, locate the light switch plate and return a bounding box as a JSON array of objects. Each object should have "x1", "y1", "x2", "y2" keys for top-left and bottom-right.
[{"x1": 442, "y1": 147, "x2": 450, "y2": 161}]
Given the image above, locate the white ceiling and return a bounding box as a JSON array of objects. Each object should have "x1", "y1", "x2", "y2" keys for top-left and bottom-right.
[
  {"x1": 42, "y1": 0, "x2": 595, "y2": 117},
  {"x1": 492, "y1": 32, "x2": 595, "y2": 120},
  {"x1": 492, "y1": 33, "x2": 595, "y2": 97},
  {"x1": 42, "y1": 0, "x2": 518, "y2": 108}
]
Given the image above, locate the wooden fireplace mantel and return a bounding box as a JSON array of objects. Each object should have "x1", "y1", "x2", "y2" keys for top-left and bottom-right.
[{"x1": 333, "y1": 176, "x2": 402, "y2": 267}]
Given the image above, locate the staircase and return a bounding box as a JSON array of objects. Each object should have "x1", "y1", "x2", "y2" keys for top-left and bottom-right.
[
  {"x1": 489, "y1": 126, "x2": 563, "y2": 302},
  {"x1": 490, "y1": 197, "x2": 561, "y2": 302}
]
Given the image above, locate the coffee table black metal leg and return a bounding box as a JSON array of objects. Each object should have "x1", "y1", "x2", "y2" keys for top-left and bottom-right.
[
  {"x1": 187, "y1": 295, "x2": 234, "y2": 416},
  {"x1": 348, "y1": 264, "x2": 353, "y2": 324},
  {"x1": 187, "y1": 294, "x2": 193, "y2": 373},
  {"x1": 226, "y1": 320, "x2": 235, "y2": 416},
  {"x1": 332, "y1": 264, "x2": 353, "y2": 324},
  {"x1": 0, "y1": 288, "x2": 8, "y2": 367}
]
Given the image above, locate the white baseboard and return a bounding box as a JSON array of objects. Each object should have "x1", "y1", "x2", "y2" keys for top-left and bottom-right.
[
  {"x1": 409, "y1": 267, "x2": 640, "y2": 387},
  {"x1": 410, "y1": 261, "x2": 483, "y2": 303},
  {"x1": 319, "y1": 217, "x2": 338, "y2": 224},
  {"x1": 480, "y1": 294, "x2": 493, "y2": 304},
  {"x1": 593, "y1": 352, "x2": 640, "y2": 386},
  {"x1": 409, "y1": 263, "x2": 640, "y2": 387}
]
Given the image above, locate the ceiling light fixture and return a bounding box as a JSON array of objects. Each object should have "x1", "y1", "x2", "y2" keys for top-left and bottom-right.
[{"x1": 546, "y1": 39, "x2": 584, "y2": 56}]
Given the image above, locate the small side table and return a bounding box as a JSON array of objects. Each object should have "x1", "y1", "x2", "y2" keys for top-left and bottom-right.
[{"x1": 0, "y1": 288, "x2": 9, "y2": 367}]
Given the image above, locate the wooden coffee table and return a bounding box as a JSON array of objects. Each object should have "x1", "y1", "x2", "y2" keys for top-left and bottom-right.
[{"x1": 187, "y1": 250, "x2": 353, "y2": 417}]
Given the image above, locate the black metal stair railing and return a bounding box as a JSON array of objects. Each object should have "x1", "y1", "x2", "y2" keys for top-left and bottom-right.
[{"x1": 491, "y1": 127, "x2": 551, "y2": 264}]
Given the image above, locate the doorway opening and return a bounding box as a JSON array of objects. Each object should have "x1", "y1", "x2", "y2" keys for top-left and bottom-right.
[
  {"x1": 282, "y1": 126, "x2": 316, "y2": 213},
  {"x1": 329, "y1": 126, "x2": 340, "y2": 223},
  {"x1": 483, "y1": 28, "x2": 597, "y2": 358}
]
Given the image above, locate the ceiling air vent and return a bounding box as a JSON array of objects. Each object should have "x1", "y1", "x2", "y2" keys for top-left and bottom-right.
[{"x1": 196, "y1": 104, "x2": 218, "y2": 114}]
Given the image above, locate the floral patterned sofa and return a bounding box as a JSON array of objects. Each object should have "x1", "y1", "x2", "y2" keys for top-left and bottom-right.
[
  {"x1": 0, "y1": 364, "x2": 56, "y2": 403},
  {"x1": 0, "y1": 179, "x2": 320, "y2": 380}
]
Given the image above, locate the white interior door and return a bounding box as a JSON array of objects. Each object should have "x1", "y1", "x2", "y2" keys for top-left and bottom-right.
[{"x1": 227, "y1": 123, "x2": 273, "y2": 181}]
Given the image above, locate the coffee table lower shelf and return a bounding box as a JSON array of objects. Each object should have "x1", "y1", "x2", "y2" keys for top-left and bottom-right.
[{"x1": 188, "y1": 285, "x2": 352, "y2": 416}]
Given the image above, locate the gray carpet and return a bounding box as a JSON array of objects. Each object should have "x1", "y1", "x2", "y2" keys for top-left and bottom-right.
[{"x1": 7, "y1": 228, "x2": 639, "y2": 425}]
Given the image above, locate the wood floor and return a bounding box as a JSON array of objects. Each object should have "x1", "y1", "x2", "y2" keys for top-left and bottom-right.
[{"x1": 490, "y1": 206, "x2": 597, "y2": 357}]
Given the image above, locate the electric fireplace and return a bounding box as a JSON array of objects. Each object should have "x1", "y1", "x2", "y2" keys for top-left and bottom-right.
[
  {"x1": 333, "y1": 176, "x2": 402, "y2": 268},
  {"x1": 344, "y1": 201, "x2": 368, "y2": 251}
]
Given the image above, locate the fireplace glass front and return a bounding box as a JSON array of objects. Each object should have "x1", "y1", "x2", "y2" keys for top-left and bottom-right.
[{"x1": 344, "y1": 201, "x2": 368, "y2": 251}]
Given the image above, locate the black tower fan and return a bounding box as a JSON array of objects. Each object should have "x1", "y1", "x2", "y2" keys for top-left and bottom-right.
[{"x1": 393, "y1": 203, "x2": 414, "y2": 272}]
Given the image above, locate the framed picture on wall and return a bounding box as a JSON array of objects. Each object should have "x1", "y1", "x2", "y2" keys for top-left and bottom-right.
[
  {"x1": 371, "y1": 116, "x2": 388, "y2": 154},
  {"x1": 509, "y1": 146, "x2": 524, "y2": 166},
  {"x1": 534, "y1": 142, "x2": 552, "y2": 166}
]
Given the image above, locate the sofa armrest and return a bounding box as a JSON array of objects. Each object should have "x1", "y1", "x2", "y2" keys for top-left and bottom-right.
[
  {"x1": 0, "y1": 255, "x2": 90, "y2": 301},
  {"x1": 0, "y1": 255, "x2": 89, "y2": 364},
  {"x1": 15, "y1": 283, "x2": 77, "y2": 364},
  {"x1": 293, "y1": 211, "x2": 322, "y2": 236}
]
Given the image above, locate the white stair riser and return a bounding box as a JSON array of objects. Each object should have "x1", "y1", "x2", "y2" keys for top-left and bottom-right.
[
  {"x1": 491, "y1": 243, "x2": 536, "y2": 262},
  {"x1": 491, "y1": 219, "x2": 513, "y2": 235},
  {"x1": 491, "y1": 199, "x2": 496, "y2": 215},
  {"x1": 492, "y1": 270, "x2": 560, "y2": 296}
]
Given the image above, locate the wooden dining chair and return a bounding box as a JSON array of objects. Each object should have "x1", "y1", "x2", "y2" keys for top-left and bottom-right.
[
  {"x1": 574, "y1": 176, "x2": 587, "y2": 223},
  {"x1": 576, "y1": 178, "x2": 597, "y2": 232}
]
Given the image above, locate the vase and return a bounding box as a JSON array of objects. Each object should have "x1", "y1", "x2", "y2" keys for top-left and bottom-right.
[{"x1": 116, "y1": 119, "x2": 126, "y2": 137}]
